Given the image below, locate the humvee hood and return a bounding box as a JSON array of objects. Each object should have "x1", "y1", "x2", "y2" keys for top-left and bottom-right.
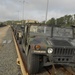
[
  {"x1": 50, "y1": 39, "x2": 72, "y2": 47},
  {"x1": 30, "y1": 37, "x2": 73, "y2": 47}
]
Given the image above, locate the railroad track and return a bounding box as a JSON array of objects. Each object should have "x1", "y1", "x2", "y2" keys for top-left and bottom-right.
[{"x1": 11, "y1": 27, "x2": 75, "y2": 75}]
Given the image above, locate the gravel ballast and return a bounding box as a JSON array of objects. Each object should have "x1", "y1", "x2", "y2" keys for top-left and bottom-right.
[{"x1": 0, "y1": 26, "x2": 22, "y2": 75}]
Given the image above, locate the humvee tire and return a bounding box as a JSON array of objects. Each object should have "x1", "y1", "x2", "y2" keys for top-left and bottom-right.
[{"x1": 27, "y1": 50, "x2": 39, "y2": 74}]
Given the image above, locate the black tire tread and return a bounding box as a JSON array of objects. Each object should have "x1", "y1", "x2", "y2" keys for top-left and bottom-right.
[{"x1": 27, "y1": 50, "x2": 39, "y2": 74}]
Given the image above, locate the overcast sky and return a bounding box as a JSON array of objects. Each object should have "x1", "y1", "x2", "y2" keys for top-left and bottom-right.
[{"x1": 0, "y1": 0, "x2": 75, "y2": 22}]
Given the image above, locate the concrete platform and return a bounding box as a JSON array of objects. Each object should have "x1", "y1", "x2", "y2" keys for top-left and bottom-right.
[{"x1": 0, "y1": 26, "x2": 22, "y2": 75}]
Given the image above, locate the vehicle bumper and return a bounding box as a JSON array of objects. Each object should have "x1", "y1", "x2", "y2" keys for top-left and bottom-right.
[
  {"x1": 31, "y1": 50, "x2": 75, "y2": 67},
  {"x1": 43, "y1": 55, "x2": 75, "y2": 67}
]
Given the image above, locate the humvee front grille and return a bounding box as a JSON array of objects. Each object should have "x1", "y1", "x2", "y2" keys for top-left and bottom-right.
[{"x1": 53, "y1": 47, "x2": 74, "y2": 56}]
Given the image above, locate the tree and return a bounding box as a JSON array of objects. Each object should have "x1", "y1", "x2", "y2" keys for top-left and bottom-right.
[
  {"x1": 41, "y1": 21, "x2": 45, "y2": 24},
  {"x1": 56, "y1": 17, "x2": 65, "y2": 26},
  {"x1": 64, "y1": 15, "x2": 73, "y2": 26},
  {"x1": 46, "y1": 18, "x2": 55, "y2": 25}
]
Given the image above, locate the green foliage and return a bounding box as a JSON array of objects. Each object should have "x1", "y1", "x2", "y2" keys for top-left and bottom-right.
[
  {"x1": 4, "y1": 20, "x2": 24, "y2": 25},
  {"x1": 0, "y1": 23, "x2": 6, "y2": 27},
  {"x1": 57, "y1": 17, "x2": 65, "y2": 26},
  {"x1": 46, "y1": 14, "x2": 75, "y2": 27},
  {"x1": 1, "y1": 14, "x2": 75, "y2": 27},
  {"x1": 41, "y1": 21, "x2": 45, "y2": 24},
  {"x1": 46, "y1": 18, "x2": 55, "y2": 25}
]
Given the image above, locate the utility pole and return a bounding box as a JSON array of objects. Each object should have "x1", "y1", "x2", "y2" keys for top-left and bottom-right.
[
  {"x1": 45, "y1": 0, "x2": 49, "y2": 23},
  {"x1": 44, "y1": 0, "x2": 49, "y2": 33},
  {"x1": 22, "y1": 0, "x2": 25, "y2": 25}
]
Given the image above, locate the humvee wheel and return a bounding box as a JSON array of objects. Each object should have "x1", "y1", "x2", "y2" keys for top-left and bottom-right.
[{"x1": 27, "y1": 50, "x2": 39, "y2": 74}]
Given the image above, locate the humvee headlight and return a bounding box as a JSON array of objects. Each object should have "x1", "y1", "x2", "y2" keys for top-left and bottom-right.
[
  {"x1": 35, "y1": 45, "x2": 41, "y2": 50},
  {"x1": 47, "y1": 48, "x2": 53, "y2": 54}
]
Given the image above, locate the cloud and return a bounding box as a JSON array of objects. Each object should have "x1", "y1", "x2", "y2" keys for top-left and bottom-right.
[{"x1": 0, "y1": 0, "x2": 75, "y2": 22}]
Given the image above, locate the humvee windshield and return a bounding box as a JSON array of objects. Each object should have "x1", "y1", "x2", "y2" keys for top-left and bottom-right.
[
  {"x1": 30, "y1": 26, "x2": 51, "y2": 36},
  {"x1": 53, "y1": 27, "x2": 73, "y2": 38},
  {"x1": 29, "y1": 25, "x2": 73, "y2": 38}
]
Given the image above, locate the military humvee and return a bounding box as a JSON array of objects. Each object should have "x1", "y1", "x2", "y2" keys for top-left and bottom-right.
[
  {"x1": 21, "y1": 23, "x2": 75, "y2": 74},
  {"x1": 15, "y1": 25, "x2": 23, "y2": 44}
]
